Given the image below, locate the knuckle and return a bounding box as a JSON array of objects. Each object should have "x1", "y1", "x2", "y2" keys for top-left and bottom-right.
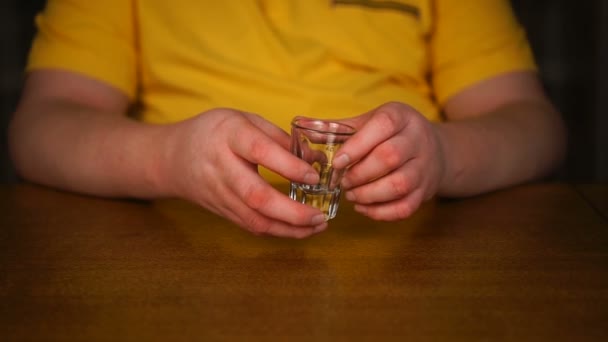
[
  {"x1": 374, "y1": 110, "x2": 401, "y2": 132},
  {"x1": 389, "y1": 175, "x2": 412, "y2": 197},
  {"x1": 377, "y1": 142, "x2": 402, "y2": 169},
  {"x1": 382, "y1": 101, "x2": 406, "y2": 112},
  {"x1": 213, "y1": 112, "x2": 240, "y2": 131},
  {"x1": 244, "y1": 214, "x2": 270, "y2": 235},
  {"x1": 383, "y1": 101, "x2": 416, "y2": 115},
  {"x1": 247, "y1": 137, "x2": 270, "y2": 163},
  {"x1": 242, "y1": 184, "x2": 272, "y2": 210}
]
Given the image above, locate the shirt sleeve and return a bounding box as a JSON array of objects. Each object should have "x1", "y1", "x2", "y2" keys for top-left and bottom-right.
[
  {"x1": 429, "y1": 0, "x2": 537, "y2": 105},
  {"x1": 26, "y1": 0, "x2": 137, "y2": 99}
]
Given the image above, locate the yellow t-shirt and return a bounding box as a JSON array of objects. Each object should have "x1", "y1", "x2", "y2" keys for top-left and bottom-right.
[{"x1": 27, "y1": 0, "x2": 536, "y2": 181}]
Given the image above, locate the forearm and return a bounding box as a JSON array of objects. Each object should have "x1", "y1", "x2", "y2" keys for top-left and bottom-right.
[
  {"x1": 435, "y1": 101, "x2": 567, "y2": 197},
  {"x1": 9, "y1": 99, "x2": 174, "y2": 199}
]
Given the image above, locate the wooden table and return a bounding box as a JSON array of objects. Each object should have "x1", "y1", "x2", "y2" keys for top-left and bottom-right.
[
  {"x1": 576, "y1": 184, "x2": 608, "y2": 221},
  {"x1": 1, "y1": 183, "x2": 607, "y2": 341}
]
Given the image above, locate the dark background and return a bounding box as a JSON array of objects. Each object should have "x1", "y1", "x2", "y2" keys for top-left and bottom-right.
[{"x1": 1, "y1": 1, "x2": 607, "y2": 184}]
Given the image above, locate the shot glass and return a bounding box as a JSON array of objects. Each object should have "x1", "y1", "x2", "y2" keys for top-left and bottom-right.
[{"x1": 289, "y1": 117, "x2": 356, "y2": 220}]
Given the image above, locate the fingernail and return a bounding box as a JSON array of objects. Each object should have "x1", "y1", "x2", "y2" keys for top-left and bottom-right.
[
  {"x1": 333, "y1": 154, "x2": 350, "y2": 168},
  {"x1": 304, "y1": 172, "x2": 319, "y2": 184},
  {"x1": 345, "y1": 191, "x2": 355, "y2": 201},
  {"x1": 311, "y1": 214, "x2": 326, "y2": 225},
  {"x1": 314, "y1": 222, "x2": 328, "y2": 233}
]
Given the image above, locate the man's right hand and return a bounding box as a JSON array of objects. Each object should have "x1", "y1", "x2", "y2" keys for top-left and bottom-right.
[
  {"x1": 162, "y1": 108, "x2": 328, "y2": 238},
  {"x1": 10, "y1": 70, "x2": 327, "y2": 238}
]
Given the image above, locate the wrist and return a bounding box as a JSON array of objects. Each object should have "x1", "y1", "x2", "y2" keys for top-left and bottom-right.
[
  {"x1": 432, "y1": 122, "x2": 463, "y2": 197},
  {"x1": 147, "y1": 122, "x2": 183, "y2": 199}
]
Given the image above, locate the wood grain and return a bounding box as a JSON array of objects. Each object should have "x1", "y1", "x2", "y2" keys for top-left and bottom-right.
[{"x1": 1, "y1": 183, "x2": 607, "y2": 341}]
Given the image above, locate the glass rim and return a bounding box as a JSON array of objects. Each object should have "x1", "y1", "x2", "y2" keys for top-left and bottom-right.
[{"x1": 291, "y1": 116, "x2": 356, "y2": 136}]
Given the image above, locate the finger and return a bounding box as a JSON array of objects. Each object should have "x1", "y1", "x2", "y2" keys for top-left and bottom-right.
[
  {"x1": 354, "y1": 188, "x2": 425, "y2": 221},
  {"x1": 342, "y1": 135, "x2": 413, "y2": 189},
  {"x1": 247, "y1": 114, "x2": 332, "y2": 177},
  {"x1": 263, "y1": 219, "x2": 328, "y2": 239},
  {"x1": 345, "y1": 162, "x2": 421, "y2": 204},
  {"x1": 229, "y1": 121, "x2": 319, "y2": 185},
  {"x1": 239, "y1": 181, "x2": 328, "y2": 227},
  {"x1": 245, "y1": 112, "x2": 291, "y2": 150},
  {"x1": 333, "y1": 104, "x2": 413, "y2": 169},
  {"x1": 223, "y1": 159, "x2": 327, "y2": 227},
  {"x1": 211, "y1": 184, "x2": 328, "y2": 238}
]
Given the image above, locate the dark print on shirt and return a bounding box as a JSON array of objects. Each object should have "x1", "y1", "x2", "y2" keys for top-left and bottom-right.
[{"x1": 332, "y1": 0, "x2": 420, "y2": 18}]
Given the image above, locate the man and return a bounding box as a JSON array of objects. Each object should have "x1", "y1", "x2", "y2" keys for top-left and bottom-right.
[{"x1": 9, "y1": 0, "x2": 566, "y2": 238}]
